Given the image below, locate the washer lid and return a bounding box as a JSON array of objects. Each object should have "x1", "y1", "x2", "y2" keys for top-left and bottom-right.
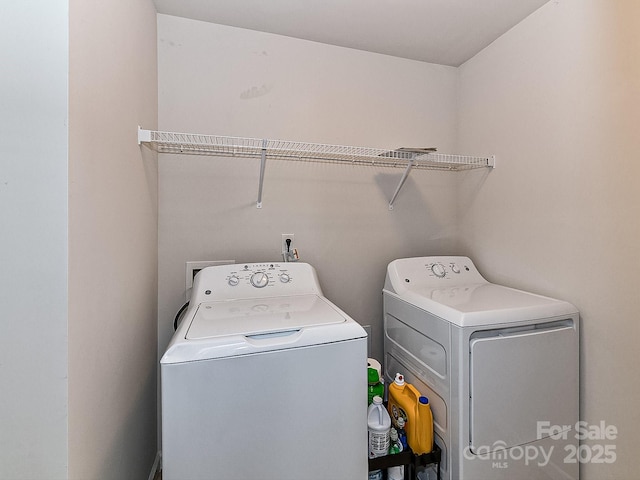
[
  {"x1": 394, "y1": 283, "x2": 577, "y2": 327},
  {"x1": 186, "y1": 294, "x2": 345, "y2": 339},
  {"x1": 161, "y1": 294, "x2": 366, "y2": 364}
]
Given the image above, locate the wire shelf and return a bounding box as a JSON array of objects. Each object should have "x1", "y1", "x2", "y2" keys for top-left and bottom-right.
[
  {"x1": 138, "y1": 128, "x2": 494, "y2": 172},
  {"x1": 137, "y1": 127, "x2": 495, "y2": 208}
]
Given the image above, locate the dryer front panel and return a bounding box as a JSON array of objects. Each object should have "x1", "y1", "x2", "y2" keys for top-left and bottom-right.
[{"x1": 469, "y1": 319, "x2": 578, "y2": 452}]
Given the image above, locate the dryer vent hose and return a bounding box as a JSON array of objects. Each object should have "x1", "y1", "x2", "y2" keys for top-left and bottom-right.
[{"x1": 173, "y1": 301, "x2": 189, "y2": 331}]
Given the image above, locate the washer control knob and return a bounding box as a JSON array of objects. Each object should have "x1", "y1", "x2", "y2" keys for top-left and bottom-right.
[
  {"x1": 431, "y1": 263, "x2": 446, "y2": 278},
  {"x1": 450, "y1": 264, "x2": 461, "y2": 274},
  {"x1": 228, "y1": 275, "x2": 240, "y2": 286},
  {"x1": 250, "y1": 272, "x2": 269, "y2": 288},
  {"x1": 279, "y1": 273, "x2": 291, "y2": 283}
]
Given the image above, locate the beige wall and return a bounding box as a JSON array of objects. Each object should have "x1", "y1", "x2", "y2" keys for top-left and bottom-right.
[
  {"x1": 157, "y1": 15, "x2": 462, "y2": 362},
  {"x1": 457, "y1": 0, "x2": 640, "y2": 477},
  {"x1": 68, "y1": 0, "x2": 159, "y2": 478}
]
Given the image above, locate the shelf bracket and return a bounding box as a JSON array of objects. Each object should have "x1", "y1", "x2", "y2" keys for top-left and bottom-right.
[
  {"x1": 256, "y1": 139, "x2": 268, "y2": 208},
  {"x1": 388, "y1": 159, "x2": 414, "y2": 210},
  {"x1": 137, "y1": 126, "x2": 151, "y2": 145}
]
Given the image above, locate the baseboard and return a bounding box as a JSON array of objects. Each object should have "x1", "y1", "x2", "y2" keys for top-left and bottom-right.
[{"x1": 148, "y1": 451, "x2": 162, "y2": 480}]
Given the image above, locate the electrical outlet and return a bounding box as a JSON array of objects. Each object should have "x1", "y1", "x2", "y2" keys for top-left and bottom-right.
[
  {"x1": 185, "y1": 260, "x2": 235, "y2": 300},
  {"x1": 281, "y1": 233, "x2": 295, "y2": 255}
]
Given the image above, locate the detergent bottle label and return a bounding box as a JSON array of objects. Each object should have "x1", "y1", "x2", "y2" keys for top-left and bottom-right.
[
  {"x1": 369, "y1": 430, "x2": 390, "y2": 456},
  {"x1": 390, "y1": 404, "x2": 407, "y2": 426}
]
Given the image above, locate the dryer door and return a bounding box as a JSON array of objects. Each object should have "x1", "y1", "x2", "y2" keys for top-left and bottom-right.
[{"x1": 469, "y1": 321, "x2": 578, "y2": 452}]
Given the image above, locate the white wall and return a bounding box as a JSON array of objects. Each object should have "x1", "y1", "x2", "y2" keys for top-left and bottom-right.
[
  {"x1": 157, "y1": 15, "x2": 461, "y2": 361},
  {"x1": 457, "y1": 0, "x2": 640, "y2": 477},
  {"x1": 1, "y1": 1, "x2": 159, "y2": 478},
  {"x1": 68, "y1": 0, "x2": 158, "y2": 479},
  {"x1": 0, "y1": 2, "x2": 69, "y2": 478}
]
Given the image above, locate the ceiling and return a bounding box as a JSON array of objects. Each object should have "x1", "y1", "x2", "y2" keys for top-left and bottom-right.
[{"x1": 153, "y1": 0, "x2": 550, "y2": 67}]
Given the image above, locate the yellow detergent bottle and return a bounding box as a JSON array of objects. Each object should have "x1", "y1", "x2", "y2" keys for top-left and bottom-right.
[{"x1": 387, "y1": 373, "x2": 434, "y2": 454}]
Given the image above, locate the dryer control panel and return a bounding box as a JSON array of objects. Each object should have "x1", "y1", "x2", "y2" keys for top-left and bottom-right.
[
  {"x1": 190, "y1": 262, "x2": 323, "y2": 303},
  {"x1": 384, "y1": 256, "x2": 488, "y2": 295}
]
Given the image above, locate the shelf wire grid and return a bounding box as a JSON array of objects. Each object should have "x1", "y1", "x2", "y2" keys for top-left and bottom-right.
[{"x1": 142, "y1": 130, "x2": 493, "y2": 171}]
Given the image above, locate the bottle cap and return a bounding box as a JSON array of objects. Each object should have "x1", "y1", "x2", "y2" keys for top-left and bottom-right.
[
  {"x1": 394, "y1": 373, "x2": 405, "y2": 386},
  {"x1": 419, "y1": 396, "x2": 429, "y2": 404},
  {"x1": 372, "y1": 395, "x2": 383, "y2": 405},
  {"x1": 390, "y1": 428, "x2": 398, "y2": 441},
  {"x1": 397, "y1": 417, "x2": 405, "y2": 428}
]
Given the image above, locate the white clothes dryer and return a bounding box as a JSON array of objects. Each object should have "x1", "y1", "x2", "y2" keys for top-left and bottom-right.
[
  {"x1": 383, "y1": 256, "x2": 579, "y2": 480},
  {"x1": 161, "y1": 262, "x2": 368, "y2": 480}
]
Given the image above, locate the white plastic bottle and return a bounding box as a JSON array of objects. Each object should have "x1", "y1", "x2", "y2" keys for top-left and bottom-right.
[
  {"x1": 368, "y1": 395, "x2": 391, "y2": 480},
  {"x1": 368, "y1": 395, "x2": 391, "y2": 457}
]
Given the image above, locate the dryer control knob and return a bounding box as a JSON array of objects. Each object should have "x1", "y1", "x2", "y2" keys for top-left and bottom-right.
[
  {"x1": 431, "y1": 263, "x2": 446, "y2": 278},
  {"x1": 450, "y1": 264, "x2": 461, "y2": 274},
  {"x1": 228, "y1": 275, "x2": 240, "y2": 286},
  {"x1": 279, "y1": 273, "x2": 291, "y2": 283},
  {"x1": 250, "y1": 272, "x2": 269, "y2": 288}
]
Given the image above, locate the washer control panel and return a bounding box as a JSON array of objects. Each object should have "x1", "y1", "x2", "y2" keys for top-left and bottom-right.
[
  {"x1": 191, "y1": 262, "x2": 321, "y2": 303},
  {"x1": 226, "y1": 264, "x2": 295, "y2": 289}
]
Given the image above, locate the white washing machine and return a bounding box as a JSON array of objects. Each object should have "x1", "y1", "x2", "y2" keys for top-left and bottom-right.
[
  {"x1": 161, "y1": 262, "x2": 368, "y2": 480},
  {"x1": 383, "y1": 256, "x2": 579, "y2": 480}
]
